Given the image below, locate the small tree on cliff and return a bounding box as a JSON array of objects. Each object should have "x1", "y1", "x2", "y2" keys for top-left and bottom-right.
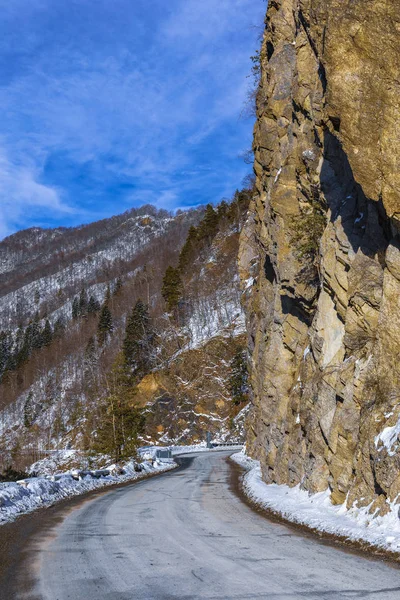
[
  {"x1": 229, "y1": 347, "x2": 249, "y2": 406},
  {"x1": 289, "y1": 184, "x2": 326, "y2": 284}
]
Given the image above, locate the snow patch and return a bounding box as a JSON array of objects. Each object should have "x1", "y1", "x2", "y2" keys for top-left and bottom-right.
[
  {"x1": 231, "y1": 451, "x2": 400, "y2": 553},
  {"x1": 0, "y1": 459, "x2": 175, "y2": 525},
  {"x1": 375, "y1": 414, "x2": 400, "y2": 456}
]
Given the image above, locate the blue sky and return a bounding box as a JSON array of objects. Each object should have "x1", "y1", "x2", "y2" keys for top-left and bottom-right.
[{"x1": 0, "y1": 0, "x2": 265, "y2": 239}]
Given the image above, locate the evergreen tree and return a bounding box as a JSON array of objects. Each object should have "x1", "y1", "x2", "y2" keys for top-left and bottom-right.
[
  {"x1": 0, "y1": 331, "x2": 12, "y2": 376},
  {"x1": 228, "y1": 188, "x2": 252, "y2": 230},
  {"x1": 79, "y1": 288, "x2": 88, "y2": 316},
  {"x1": 97, "y1": 304, "x2": 113, "y2": 345},
  {"x1": 197, "y1": 204, "x2": 218, "y2": 242},
  {"x1": 72, "y1": 297, "x2": 80, "y2": 319},
  {"x1": 53, "y1": 316, "x2": 66, "y2": 338},
  {"x1": 113, "y1": 277, "x2": 123, "y2": 296},
  {"x1": 94, "y1": 353, "x2": 145, "y2": 462},
  {"x1": 4, "y1": 352, "x2": 17, "y2": 374},
  {"x1": 217, "y1": 200, "x2": 229, "y2": 219},
  {"x1": 41, "y1": 319, "x2": 53, "y2": 347},
  {"x1": 122, "y1": 300, "x2": 153, "y2": 381},
  {"x1": 161, "y1": 266, "x2": 183, "y2": 312},
  {"x1": 228, "y1": 347, "x2": 249, "y2": 405},
  {"x1": 104, "y1": 285, "x2": 111, "y2": 305},
  {"x1": 87, "y1": 295, "x2": 101, "y2": 314},
  {"x1": 17, "y1": 323, "x2": 34, "y2": 366},
  {"x1": 31, "y1": 319, "x2": 42, "y2": 350},
  {"x1": 178, "y1": 225, "x2": 198, "y2": 272},
  {"x1": 24, "y1": 392, "x2": 35, "y2": 428}
]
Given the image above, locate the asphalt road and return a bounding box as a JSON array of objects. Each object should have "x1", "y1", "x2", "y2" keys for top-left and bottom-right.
[{"x1": 19, "y1": 451, "x2": 400, "y2": 599}]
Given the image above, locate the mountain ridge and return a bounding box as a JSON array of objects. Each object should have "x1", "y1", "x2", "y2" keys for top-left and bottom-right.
[{"x1": 0, "y1": 190, "x2": 251, "y2": 471}]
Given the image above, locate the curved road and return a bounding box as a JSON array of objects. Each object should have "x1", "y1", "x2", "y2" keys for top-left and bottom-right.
[{"x1": 24, "y1": 451, "x2": 400, "y2": 599}]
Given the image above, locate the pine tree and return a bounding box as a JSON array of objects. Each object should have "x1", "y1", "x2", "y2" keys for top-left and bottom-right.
[
  {"x1": 97, "y1": 304, "x2": 113, "y2": 345},
  {"x1": 94, "y1": 353, "x2": 145, "y2": 462},
  {"x1": 41, "y1": 320, "x2": 53, "y2": 347},
  {"x1": 228, "y1": 188, "x2": 252, "y2": 231},
  {"x1": 72, "y1": 297, "x2": 80, "y2": 319},
  {"x1": 178, "y1": 225, "x2": 198, "y2": 272},
  {"x1": 113, "y1": 277, "x2": 123, "y2": 296},
  {"x1": 17, "y1": 323, "x2": 35, "y2": 366},
  {"x1": 79, "y1": 288, "x2": 88, "y2": 316},
  {"x1": 53, "y1": 316, "x2": 66, "y2": 338},
  {"x1": 161, "y1": 266, "x2": 183, "y2": 312},
  {"x1": 197, "y1": 204, "x2": 218, "y2": 242},
  {"x1": 122, "y1": 300, "x2": 153, "y2": 381},
  {"x1": 31, "y1": 319, "x2": 42, "y2": 350},
  {"x1": 87, "y1": 295, "x2": 100, "y2": 314},
  {"x1": 0, "y1": 331, "x2": 11, "y2": 377},
  {"x1": 24, "y1": 392, "x2": 35, "y2": 428},
  {"x1": 217, "y1": 200, "x2": 229, "y2": 219}
]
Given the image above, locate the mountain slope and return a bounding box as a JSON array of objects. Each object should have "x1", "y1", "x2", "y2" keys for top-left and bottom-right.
[{"x1": 0, "y1": 194, "x2": 250, "y2": 471}]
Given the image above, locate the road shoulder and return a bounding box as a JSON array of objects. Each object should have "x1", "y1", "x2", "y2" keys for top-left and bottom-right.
[{"x1": 228, "y1": 454, "x2": 400, "y2": 568}]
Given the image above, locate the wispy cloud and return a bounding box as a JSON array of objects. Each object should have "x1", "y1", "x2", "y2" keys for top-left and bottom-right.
[
  {"x1": 0, "y1": 149, "x2": 74, "y2": 239},
  {"x1": 0, "y1": 0, "x2": 265, "y2": 238}
]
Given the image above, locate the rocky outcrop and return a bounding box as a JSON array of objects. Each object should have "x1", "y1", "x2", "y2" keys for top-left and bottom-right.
[{"x1": 240, "y1": 0, "x2": 400, "y2": 514}]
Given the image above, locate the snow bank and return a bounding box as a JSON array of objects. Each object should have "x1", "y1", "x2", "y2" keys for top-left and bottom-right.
[
  {"x1": 0, "y1": 459, "x2": 175, "y2": 526},
  {"x1": 170, "y1": 443, "x2": 243, "y2": 455},
  {"x1": 170, "y1": 442, "x2": 209, "y2": 455},
  {"x1": 139, "y1": 442, "x2": 243, "y2": 459},
  {"x1": 231, "y1": 450, "x2": 400, "y2": 553}
]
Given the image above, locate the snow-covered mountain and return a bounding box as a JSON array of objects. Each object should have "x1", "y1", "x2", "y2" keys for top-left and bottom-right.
[
  {"x1": 0, "y1": 205, "x2": 192, "y2": 330},
  {"x1": 0, "y1": 195, "x2": 251, "y2": 472}
]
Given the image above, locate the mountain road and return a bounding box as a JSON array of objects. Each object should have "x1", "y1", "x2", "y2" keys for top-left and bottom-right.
[{"x1": 3, "y1": 450, "x2": 400, "y2": 599}]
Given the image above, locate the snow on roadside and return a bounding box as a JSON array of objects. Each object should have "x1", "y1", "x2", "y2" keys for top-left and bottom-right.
[
  {"x1": 231, "y1": 450, "x2": 400, "y2": 553},
  {"x1": 171, "y1": 443, "x2": 243, "y2": 455},
  {"x1": 170, "y1": 442, "x2": 209, "y2": 455},
  {"x1": 140, "y1": 442, "x2": 243, "y2": 458},
  {"x1": 0, "y1": 459, "x2": 176, "y2": 526}
]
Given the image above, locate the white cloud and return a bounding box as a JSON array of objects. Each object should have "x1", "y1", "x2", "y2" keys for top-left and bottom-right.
[
  {"x1": 0, "y1": 0, "x2": 265, "y2": 236},
  {"x1": 0, "y1": 150, "x2": 73, "y2": 239}
]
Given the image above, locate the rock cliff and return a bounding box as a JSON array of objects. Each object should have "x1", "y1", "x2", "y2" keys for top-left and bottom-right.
[{"x1": 240, "y1": 0, "x2": 400, "y2": 514}]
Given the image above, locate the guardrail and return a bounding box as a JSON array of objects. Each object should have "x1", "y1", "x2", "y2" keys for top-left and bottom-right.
[{"x1": 210, "y1": 442, "x2": 244, "y2": 448}]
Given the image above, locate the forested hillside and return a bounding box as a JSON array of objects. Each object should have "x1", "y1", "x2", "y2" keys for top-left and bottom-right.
[{"x1": 0, "y1": 188, "x2": 251, "y2": 472}]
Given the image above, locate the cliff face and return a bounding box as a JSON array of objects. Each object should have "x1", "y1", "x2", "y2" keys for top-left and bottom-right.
[{"x1": 240, "y1": 0, "x2": 400, "y2": 514}]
